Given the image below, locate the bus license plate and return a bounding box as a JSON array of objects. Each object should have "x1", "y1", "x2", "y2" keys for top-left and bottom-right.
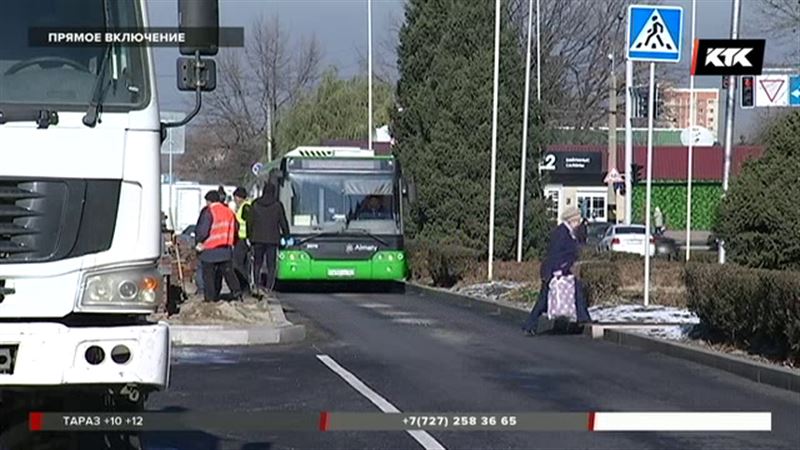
[{"x1": 328, "y1": 268, "x2": 355, "y2": 278}]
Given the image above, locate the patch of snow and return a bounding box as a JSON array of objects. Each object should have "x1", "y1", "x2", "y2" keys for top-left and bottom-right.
[
  {"x1": 589, "y1": 303, "x2": 699, "y2": 324},
  {"x1": 454, "y1": 281, "x2": 528, "y2": 303},
  {"x1": 632, "y1": 325, "x2": 695, "y2": 341}
]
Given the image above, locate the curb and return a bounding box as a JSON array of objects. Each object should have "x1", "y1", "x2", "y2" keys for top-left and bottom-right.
[
  {"x1": 164, "y1": 299, "x2": 306, "y2": 346},
  {"x1": 405, "y1": 282, "x2": 530, "y2": 323},
  {"x1": 409, "y1": 282, "x2": 800, "y2": 393},
  {"x1": 407, "y1": 283, "x2": 691, "y2": 330},
  {"x1": 169, "y1": 322, "x2": 306, "y2": 346},
  {"x1": 603, "y1": 329, "x2": 800, "y2": 394}
]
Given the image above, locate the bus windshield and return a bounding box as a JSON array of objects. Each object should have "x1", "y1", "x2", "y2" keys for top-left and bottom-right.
[
  {"x1": 0, "y1": 0, "x2": 148, "y2": 110},
  {"x1": 286, "y1": 172, "x2": 400, "y2": 235}
]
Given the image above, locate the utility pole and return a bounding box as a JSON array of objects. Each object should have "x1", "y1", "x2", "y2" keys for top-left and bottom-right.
[
  {"x1": 719, "y1": 0, "x2": 742, "y2": 265},
  {"x1": 266, "y1": 101, "x2": 273, "y2": 162},
  {"x1": 488, "y1": 0, "x2": 501, "y2": 281},
  {"x1": 685, "y1": 0, "x2": 696, "y2": 261},
  {"x1": 624, "y1": 59, "x2": 633, "y2": 225},
  {"x1": 516, "y1": 0, "x2": 534, "y2": 262},
  {"x1": 608, "y1": 54, "x2": 618, "y2": 222},
  {"x1": 367, "y1": 0, "x2": 374, "y2": 152}
]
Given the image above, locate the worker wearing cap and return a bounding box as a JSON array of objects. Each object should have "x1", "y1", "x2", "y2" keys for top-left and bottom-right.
[
  {"x1": 232, "y1": 187, "x2": 254, "y2": 294},
  {"x1": 195, "y1": 190, "x2": 242, "y2": 302}
]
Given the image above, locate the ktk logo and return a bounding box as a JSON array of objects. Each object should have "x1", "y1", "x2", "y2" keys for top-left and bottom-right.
[
  {"x1": 691, "y1": 39, "x2": 765, "y2": 76},
  {"x1": 705, "y1": 48, "x2": 753, "y2": 67}
]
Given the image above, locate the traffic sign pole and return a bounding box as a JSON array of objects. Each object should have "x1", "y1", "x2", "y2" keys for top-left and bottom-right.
[
  {"x1": 627, "y1": 4, "x2": 683, "y2": 306},
  {"x1": 644, "y1": 62, "x2": 655, "y2": 307}
]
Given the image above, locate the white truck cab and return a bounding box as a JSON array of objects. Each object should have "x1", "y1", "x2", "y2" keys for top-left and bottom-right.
[{"x1": 0, "y1": 0, "x2": 219, "y2": 446}]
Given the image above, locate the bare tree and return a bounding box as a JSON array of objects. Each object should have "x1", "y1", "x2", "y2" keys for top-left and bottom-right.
[
  {"x1": 756, "y1": 0, "x2": 800, "y2": 61},
  {"x1": 758, "y1": 0, "x2": 800, "y2": 34},
  {"x1": 503, "y1": 0, "x2": 678, "y2": 134},
  {"x1": 179, "y1": 15, "x2": 323, "y2": 182},
  {"x1": 355, "y1": 10, "x2": 404, "y2": 85}
]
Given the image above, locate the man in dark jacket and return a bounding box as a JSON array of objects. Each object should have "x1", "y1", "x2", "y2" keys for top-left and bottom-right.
[
  {"x1": 247, "y1": 183, "x2": 290, "y2": 294},
  {"x1": 522, "y1": 206, "x2": 592, "y2": 335},
  {"x1": 195, "y1": 190, "x2": 242, "y2": 302},
  {"x1": 232, "y1": 187, "x2": 254, "y2": 294}
]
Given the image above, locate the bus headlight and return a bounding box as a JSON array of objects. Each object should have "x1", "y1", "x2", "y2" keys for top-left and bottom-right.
[
  {"x1": 78, "y1": 266, "x2": 162, "y2": 312},
  {"x1": 397, "y1": 253, "x2": 404, "y2": 261}
]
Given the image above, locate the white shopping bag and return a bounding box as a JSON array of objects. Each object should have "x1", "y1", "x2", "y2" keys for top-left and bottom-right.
[{"x1": 547, "y1": 274, "x2": 577, "y2": 321}]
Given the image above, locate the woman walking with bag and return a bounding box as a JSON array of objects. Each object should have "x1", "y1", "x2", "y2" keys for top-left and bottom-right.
[{"x1": 522, "y1": 206, "x2": 592, "y2": 336}]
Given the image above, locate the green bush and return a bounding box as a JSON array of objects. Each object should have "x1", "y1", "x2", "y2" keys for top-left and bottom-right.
[
  {"x1": 577, "y1": 261, "x2": 621, "y2": 306},
  {"x1": 407, "y1": 237, "x2": 480, "y2": 287},
  {"x1": 427, "y1": 243, "x2": 481, "y2": 288},
  {"x1": 405, "y1": 238, "x2": 431, "y2": 282},
  {"x1": 685, "y1": 263, "x2": 800, "y2": 363}
]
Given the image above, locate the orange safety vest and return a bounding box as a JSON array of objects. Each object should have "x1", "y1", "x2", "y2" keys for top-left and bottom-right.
[{"x1": 204, "y1": 203, "x2": 236, "y2": 250}]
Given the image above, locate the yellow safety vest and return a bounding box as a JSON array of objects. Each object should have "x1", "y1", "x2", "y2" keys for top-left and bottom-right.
[{"x1": 235, "y1": 199, "x2": 253, "y2": 240}]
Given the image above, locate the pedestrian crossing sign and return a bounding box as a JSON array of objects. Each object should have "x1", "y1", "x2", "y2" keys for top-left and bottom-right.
[{"x1": 627, "y1": 5, "x2": 683, "y2": 63}]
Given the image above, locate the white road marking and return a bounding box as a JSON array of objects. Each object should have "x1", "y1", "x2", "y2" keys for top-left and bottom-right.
[
  {"x1": 317, "y1": 354, "x2": 446, "y2": 450},
  {"x1": 379, "y1": 310, "x2": 416, "y2": 317},
  {"x1": 391, "y1": 317, "x2": 436, "y2": 326},
  {"x1": 359, "y1": 302, "x2": 393, "y2": 309}
]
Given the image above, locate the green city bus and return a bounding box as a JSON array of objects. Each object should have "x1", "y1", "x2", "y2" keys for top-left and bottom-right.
[{"x1": 257, "y1": 146, "x2": 414, "y2": 282}]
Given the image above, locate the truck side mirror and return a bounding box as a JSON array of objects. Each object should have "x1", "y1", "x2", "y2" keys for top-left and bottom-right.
[
  {"x1": 176, "y1": 57, "x2": 216, "y2": 92},
  {"x1": 165, "y1": 0, "x2": 219, "y2": 129},
  {"x1": 178, "y1": 0, "x2": 219, "y2": 56}
]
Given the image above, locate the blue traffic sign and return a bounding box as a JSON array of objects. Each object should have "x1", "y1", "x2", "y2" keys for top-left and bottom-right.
[
  {"x1": 790, "y1": 75, "x2": 800, "y2": 107},
  {"x1": 627, "y1": 5, "x2": 683, "y2": 63}
]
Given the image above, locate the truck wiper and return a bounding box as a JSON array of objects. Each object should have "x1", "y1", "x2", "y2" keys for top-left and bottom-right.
[
  {"x1": 82, "y1": 43, "x2": 114, "y2": 127},
  {"x1": 0, "y1": 107, "x2": 59, "y2": 129}
]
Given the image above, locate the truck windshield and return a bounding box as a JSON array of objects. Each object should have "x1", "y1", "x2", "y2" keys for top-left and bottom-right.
[
  {"x1": 0, "y1": 0, "x2": 147, "y2": 110},
  {"x1": 286, "y1": 172, "x2": 400, "y2": 235}
]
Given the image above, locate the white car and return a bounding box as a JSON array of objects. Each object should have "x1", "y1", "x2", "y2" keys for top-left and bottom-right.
[{"x1": 598, "y1": 224, "x2": 656, "y2": 256}]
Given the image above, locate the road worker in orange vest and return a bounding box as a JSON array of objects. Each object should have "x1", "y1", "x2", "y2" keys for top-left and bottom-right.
[{"x1": 194, "y1": 190, "x2": 242, "y2": 302}]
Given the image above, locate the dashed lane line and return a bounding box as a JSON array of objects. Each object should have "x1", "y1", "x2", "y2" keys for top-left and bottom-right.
[{"x1": 316, "y1": 354, "x2": 446, "y2": 450}]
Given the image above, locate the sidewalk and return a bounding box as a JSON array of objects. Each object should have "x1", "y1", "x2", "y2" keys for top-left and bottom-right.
[{"x1": 152, "y1": 294, "x2": 306, "y2": 346}]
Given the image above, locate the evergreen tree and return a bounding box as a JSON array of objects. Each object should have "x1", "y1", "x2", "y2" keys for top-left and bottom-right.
[
  {"x1": 714, "y1": 111, "x2": 800, "y2": 270},
  {"x1": 391, "y1": 0, "x2": 549, "y2": 259},
  {"x1": 275, "y1": 69, "x2": 393, "y2": 155}
]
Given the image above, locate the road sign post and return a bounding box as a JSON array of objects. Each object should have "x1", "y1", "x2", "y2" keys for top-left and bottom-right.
[
  {"x1": 160, "y1": 112, "x2": 187, "y2": 232},
  {"x1": 627, "y1": 4, "x2": 683, "y2": 306}
]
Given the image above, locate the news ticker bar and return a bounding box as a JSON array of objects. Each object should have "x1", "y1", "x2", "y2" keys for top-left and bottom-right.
[{"x1": 29, "y1": 412, "x2": 772, "y2": 432}]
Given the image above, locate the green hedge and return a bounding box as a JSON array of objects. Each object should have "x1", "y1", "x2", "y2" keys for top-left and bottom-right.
[
  {"x1": 632, "y1": 183, "x2": 722, "y2": 231},
  {"x1": 406, "y1": 238, "x2": 481, "y2": 288},
  {"x1": 685, "y1": 263, "x2": 800, "y2": 364},
  {"x1": 577, "y1": 261, "x2": 621, "y2": 306}
]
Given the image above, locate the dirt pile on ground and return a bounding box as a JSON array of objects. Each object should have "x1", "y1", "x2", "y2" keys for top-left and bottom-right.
[{"x1": 151, "y1": 295, "x2": 275, "y2": 325}]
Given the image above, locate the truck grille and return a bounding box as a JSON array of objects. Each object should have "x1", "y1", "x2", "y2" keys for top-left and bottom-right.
[
  {"x1": 0, "y1": 183, "x2": 44, "y2": 259},
  {"x1": 0, "y1": 178, "x2": 121, "y2": 264}
]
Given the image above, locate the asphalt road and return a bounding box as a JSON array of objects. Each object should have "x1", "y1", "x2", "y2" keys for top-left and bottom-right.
[{"x1": 141, "y1": 289, "x2": 800, "y2": 450}]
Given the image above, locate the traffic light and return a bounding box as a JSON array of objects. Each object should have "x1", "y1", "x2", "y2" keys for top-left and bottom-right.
[
  {"x1": 741, "y1": 76, "x2": 755, "y2": 109},
  {"x1": 655, "y1": 87, "x2": 665, "y2": 119},
  {"x1": 631, "y1": 163, "x2": 644, "y2": 185}
]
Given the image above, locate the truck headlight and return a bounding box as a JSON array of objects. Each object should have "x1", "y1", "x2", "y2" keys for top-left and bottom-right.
[{"x1": 79, "y1": 266, "x2": 162, "y2": 312}]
